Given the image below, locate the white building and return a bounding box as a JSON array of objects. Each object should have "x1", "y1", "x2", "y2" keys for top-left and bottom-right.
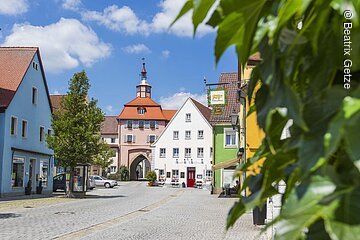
[
  {"x1": 152, "y1": 98, "x2": 212, "y2": 187},
  {"x1": 98, "y1": 116, "x2": 119, "y2": 175}
]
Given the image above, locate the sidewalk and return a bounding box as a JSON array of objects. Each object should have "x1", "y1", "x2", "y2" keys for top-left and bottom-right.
[{"x1": 0, "y1": 192, "x2": 76, "y2": 212}]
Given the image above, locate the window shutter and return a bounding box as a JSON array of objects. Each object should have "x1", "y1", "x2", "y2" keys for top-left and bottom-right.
[
  {"x1": 147, "y1": 135, "x2": 149, "y2": 143},
  {"x1": 124, "y1": 121, "x2": 127, "y2": 128},
  {"x1": 132, "y1": 135, "x2": 136, "y2": 143},
  {"x1": 124, "y1": 135, "x2": 127, "y2": 143},
  {"x1": 145, "y1": 121, "x2": 150, "y2": 129},
  {"x1": 155, "y1": 121, "x2": 159, "y2": 129}
]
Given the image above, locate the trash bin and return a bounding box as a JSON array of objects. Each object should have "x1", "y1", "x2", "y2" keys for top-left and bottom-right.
[
  {"x1": 224, "y1": 183, "x2": 230, "y2": 197},
  {"x1": 182, "y1": 182, "x2": 186, "y2": 188},
  {"x1": 253, "y1": 203, "x2": 267, "y2": 225}
]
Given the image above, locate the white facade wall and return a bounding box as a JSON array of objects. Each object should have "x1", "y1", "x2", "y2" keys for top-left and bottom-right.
[
  {"x1": 101, "y1": 134, "x2": 119, "y2": 173},
  {"x1": 152, "y1": 99, "x2": 212, "y2": 187}
]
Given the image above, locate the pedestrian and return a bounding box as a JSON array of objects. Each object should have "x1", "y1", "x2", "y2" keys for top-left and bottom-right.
[{"x1": 136, "y1": 170, "x2": 139, "y2": 180}]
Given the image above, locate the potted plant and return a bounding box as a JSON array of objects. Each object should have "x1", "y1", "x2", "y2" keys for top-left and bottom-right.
[
  {"x1": 146, "y1": 171, "x2": 157, "y2": 186},
  {"x1": 36, "y1": 180, "x2": 43, "y2": 194},
  {"x1": 25, "y1": 180, "x2": 32, "y2": 195}
]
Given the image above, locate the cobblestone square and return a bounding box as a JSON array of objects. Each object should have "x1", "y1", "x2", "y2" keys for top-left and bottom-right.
[{"x1": 0, "y1": 182, "x2": 265, "y2": 240}]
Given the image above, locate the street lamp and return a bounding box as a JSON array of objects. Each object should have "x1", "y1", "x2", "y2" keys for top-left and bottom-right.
[{"x1": 230, "y1": 109, "x2": 239, "y2": 130}]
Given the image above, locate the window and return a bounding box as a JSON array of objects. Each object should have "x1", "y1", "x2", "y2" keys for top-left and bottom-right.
[
  {"x1": 197, "y1": 174, "x2": 203, "y2": 179},
  {"x1": 173, "y1": 148, "x2": 179, "y2": 158},
  {"x1": 111, "y1": 138, "x2": 116, "y2": 143},
  {"x1": 197, "y1": 148, "x2": 204, "y2": 158},
  {"x1": 40, "y1": 160, "x2": 49, "y2": 187},
  {"x1": 159, "y1": 169, "x2": 165, "y2": 176},
  {"x1": 160, "y1": 148, "x2": 166, "y2": 158},
  {"x1": 198, "y1": 130, "x2": 204, "y2": 139},
  {"x1": 32, "y1": 87, "x2": 37, "y2": 104},
  {"x1": 150, "y1": 121, "x2": 157, "y2": 129},
  {"x1": 224, "y1": 128, "x2": 238, "y2": 148},
  {"x1": 11, "y1": 157, "x2": 24, "y2": 187},
  {"x1": 185, "y1": 148, "x2": 191, "y2": 158},
  {"x1": 21, "y1": 120, "x2": 28, "y2": 138},
  {"x1": 133, "y1": 121, "x2": 139, "y2": 129},
  {"x1": 173, "y1": 131, "x2": 179, "y2": 140},
  {"x1": 10, "y1": 116, "x2": 17, "y2": 135},
  {"x1": 139, "y1": 120, "x2": 144, "y2": 129},
  {"x1": 125, "y1": 134, "x2": 135, "y2": 143},
  {"x1": 110, "y1": 166, "x2": 116, "y2": 173},
  {"x1": 185, "y1": 130, "x2": 191, "y2": 140},
  {"x1": 148, "y1": 135, "x2": 156, "y2": 143},
  {"x1": 172, "y1": 169, "x2": 179, "y2": 179},
  {"x1": 206, "y1": 170, "x2": 213, "y2": 177},
  {"x1": 166, "y1": 172, "x2": 171, "y2": 178},
  {"x1": 186, "y1": 113, "x2": 191, "y2": 122},
  {"x1": 47, "y1": 129, "x2": 52, "y2": 137},
  {"x1": 145, "y1": 121, "x2": 150, "y2": 129},
  {"x1": 32, "y1": 61, "x2": 38, "y2": 70},
  {"x1": 137, "y1": 107, "x2": 146, "y2": 115},
  {"x1": 127, "y1": 120, "x2": 133, "y2": 129},
  {"x1": 40, "y1": 126, "x2": 45, "y2": 142},
  {"x1": 210, "y1": 147, "x2": 213, "y2": 157},
  {"x1": 180, "y1": 172, "x2": 185, "y2": 178}
]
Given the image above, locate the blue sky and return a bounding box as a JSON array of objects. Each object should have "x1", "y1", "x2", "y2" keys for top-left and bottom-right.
[{"x1": 0, "y1": 0, "x2": 237, "y2": 115}]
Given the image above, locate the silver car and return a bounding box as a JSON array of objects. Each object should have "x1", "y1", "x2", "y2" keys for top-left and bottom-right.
[{"x1": 91, "y1": 175, "x2": 117, "y2": 188}]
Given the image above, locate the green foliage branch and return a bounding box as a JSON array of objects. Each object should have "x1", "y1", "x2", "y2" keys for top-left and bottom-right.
[{"x1": 175, "y1": 0, "x2": 360, "y2": 239}]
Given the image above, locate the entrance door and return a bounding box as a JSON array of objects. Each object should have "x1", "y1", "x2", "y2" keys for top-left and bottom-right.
[
  {"x1": 29, "y1": 159, "x2": 36, "y2": 189},
  {"x1": 187, "y1": 167, "x2": 195, "y2": 187}
]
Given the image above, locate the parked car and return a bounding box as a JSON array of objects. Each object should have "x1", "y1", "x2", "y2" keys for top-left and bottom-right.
[
  {"x1": 53, "y1": 173, "x2": 96, "y2": 192},
  {"x1": 53, "y1": 173, "x2": 66, "y2": 192},
  {"x1": 91, "y1": 175, "x2": 117, "y2": 188},
  {"x1": 87, "y1": 176, "x2": 96, "y2": 190}
]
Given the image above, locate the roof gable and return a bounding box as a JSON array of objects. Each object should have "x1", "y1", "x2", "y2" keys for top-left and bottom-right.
[{"x1": 0, "y1": 47, "x2": 37, "y2": 109}]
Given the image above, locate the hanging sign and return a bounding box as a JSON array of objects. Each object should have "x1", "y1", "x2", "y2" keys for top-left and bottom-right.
[{"x1": 207, "y1": 87, "x2": 228, "y2": 115}]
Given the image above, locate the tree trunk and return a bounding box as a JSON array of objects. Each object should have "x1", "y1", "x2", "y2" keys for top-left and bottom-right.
[{"x1": 66, "y1": 166, "x2": 75, "y2": 198}]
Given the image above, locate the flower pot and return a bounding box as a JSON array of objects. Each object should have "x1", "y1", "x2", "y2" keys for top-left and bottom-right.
[
  {"x1": 148, "y1": 182, "x2": 154, "y2": 186},
  {"x1": 25, "y1": 187, "x2": 32, "y2": 195},
  {"x1": 36, "y1": 186, "x2": 43, "y2": 194}
]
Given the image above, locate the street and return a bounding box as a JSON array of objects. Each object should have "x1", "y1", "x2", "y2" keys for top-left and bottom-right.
[{"x1": 0, "y1": 182, "x2": 265, "y2": 240}]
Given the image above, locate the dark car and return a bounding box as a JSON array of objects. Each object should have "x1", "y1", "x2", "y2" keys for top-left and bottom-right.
[
  {"x1": 53, "y1": 173, "x2": 66, "y2": 192},
  {"x1": 53, "y1": 173, "x2": 95, "y2": 192}
]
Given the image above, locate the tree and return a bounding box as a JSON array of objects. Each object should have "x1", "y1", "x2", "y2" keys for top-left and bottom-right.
[
  {"x1": 47, "y1": 71, "x2": 112, "y2": 197},
  {"x1": 175, "y1": 0, "x2": 360, "y2": 239},
  {"x1": 93, "y1": 143, "x2": 115, "y2": 177}
]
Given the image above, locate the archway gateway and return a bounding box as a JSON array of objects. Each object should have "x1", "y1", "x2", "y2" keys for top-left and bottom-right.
[{"x1": 130, "y1": 155, "x2": 151, "y2": 180}]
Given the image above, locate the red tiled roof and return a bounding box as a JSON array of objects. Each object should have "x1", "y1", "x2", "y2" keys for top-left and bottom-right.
[
  {"x1": 209, "y1": 72, "x2": 240, "y2": 124},
  {"x1": 50, "y1": 94, "x2": 66, "y2": 111},
  {"x1": 119, "y1": 97, "x2": 176, "y2": 120},
  {"x1": 0, "y1": 47, "x2": 38, "y2": 109},
  {"x1": 124, "y1": 97, "x2": 160, "y2": 106},
  {"x1": 190, "y1": 98, "x2": 211, "y2": 121},
  {"x1": 101, "y1": 116, "x2": 118, "y2": 134},
  {"x1": 162, "y1": 110, "x2": 177, "y2": 121}
]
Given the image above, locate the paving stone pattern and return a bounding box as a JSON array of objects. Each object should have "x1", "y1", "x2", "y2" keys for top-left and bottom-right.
[{"x1": 0, "y1": 182, "x2": 266, "y2": 240}]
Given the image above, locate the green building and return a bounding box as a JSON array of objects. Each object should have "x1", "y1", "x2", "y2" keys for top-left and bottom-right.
[{"x1": 209, "y1": 73, "x2": 241, "y2": 194}]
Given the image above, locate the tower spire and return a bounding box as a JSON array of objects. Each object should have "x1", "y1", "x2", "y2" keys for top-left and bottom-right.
[{"x1": 141, "y1": 57, "x2": 147, "y2": 80}]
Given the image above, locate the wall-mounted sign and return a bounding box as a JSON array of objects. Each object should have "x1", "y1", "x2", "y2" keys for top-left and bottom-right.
[
  {"x1": 207, "y1": 87, "x2": 228, "y2": 115},
  {"x1": 210, "y1": 90, "x2": 225, "y2": 105}
]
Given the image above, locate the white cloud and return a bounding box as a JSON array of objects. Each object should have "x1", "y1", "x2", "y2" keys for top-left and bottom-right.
[
  {"x1": 62, "y1": 0, "x2": 81, "y2": 11},
  {"x1": 82, "y1": 5, "x2": 150, "y2": 35},
  {"x1": 0, "y1": 0, "x2": 28, "y2": 15},
  {"x1": 2, "y1": 18, "x2": 112, "y2": 73},
  {"x1": 52, "y1": 90, "x2": 60, "y2": 95},
  {"x1": 151, "y1": 0, "x2": 214, "y2": 37},
  {"x1": 161, "y1": 50, "x2": 170, "y2": 59},
  {"x1": 81, "y1": 0, "x2": 215, "y2": 37},
  {"x1": 122, "y1": 44, "x2": 151, "y2": 54},
  {"x1": 159, "y1": 92, "x2": 208, "y2": 110},
  {"x1": 106, "y1": 105, "x2": 114, "y2": 113}
]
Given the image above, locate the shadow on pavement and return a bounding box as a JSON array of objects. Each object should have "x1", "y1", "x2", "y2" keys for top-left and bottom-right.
[
  {"x1": 0, "y1": 213, "x2": 21, "y2": 219},
  {"x1": 85, "y1": 195, "x2": 126, "y2": 199}
]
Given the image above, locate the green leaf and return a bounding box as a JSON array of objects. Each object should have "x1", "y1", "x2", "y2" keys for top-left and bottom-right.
[
  {"x1": 214, "y1": 0, "x2": 266, "y2": 64},
  {"x1": 192, "y1": 0, "x2": 217, "y2": 34},
  {"x1": 170, "y1": 0, "x2": 194, "y2": 28}
]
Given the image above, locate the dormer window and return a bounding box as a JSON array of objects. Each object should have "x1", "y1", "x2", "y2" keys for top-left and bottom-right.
[{"x1": 138, "y1": 107, "x2": 146, "y2": 115}]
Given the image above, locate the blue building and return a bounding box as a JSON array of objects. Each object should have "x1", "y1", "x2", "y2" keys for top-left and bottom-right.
[{"x1": 0, "y1": 47, "x2": 54, "y2": 197}]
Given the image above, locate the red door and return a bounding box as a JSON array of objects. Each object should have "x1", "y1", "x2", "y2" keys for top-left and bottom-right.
[{"x1": 187, "y1": 168, "x2": 195, "y2": 187}]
